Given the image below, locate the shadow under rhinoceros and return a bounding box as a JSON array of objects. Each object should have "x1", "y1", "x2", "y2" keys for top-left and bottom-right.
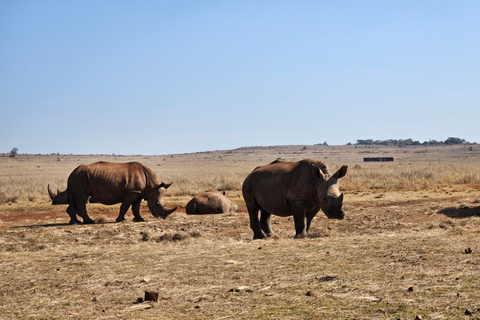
[
  {"x1": 437, "y1": 205, "x2": 480, "y2": 219},
  {"x1": 12, "y1": 220, "x2": 118, "y2": 229}
]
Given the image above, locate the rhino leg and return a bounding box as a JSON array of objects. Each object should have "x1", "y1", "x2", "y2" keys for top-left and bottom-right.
[
  {"x1": 131, "y1": 199, "x2": 145, "y2": 222},
  {"x1": 77, "y1": 203, "x2": 95, "y2": 224},
  {"x1": 306, "y1": 212, "x2": 317, "y2": 234},
  {"x1": 116, "y1": 201, "x2": 132, "y2": 222},
  {"x1": 246, "y1": 203, "x2": 266, "y2": 239},
  {"x1": 291, "y1": 202, "x2": 308, "y2": 239},
  {"x1": 66, "y1": 202, "x2": 85, "y2": 224},
  {"x1": 260, "y1": 209, "x2": 274, "y2": 237}
]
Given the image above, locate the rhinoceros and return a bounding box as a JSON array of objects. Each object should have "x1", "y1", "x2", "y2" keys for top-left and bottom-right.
[
  {"x1": 48, "y1": 161, "x2": 177, "y2": 224},
  {"x1": 242, "y1": 159, "x2": 348, "y2": 239},
  {"x1": 185, "y1": 190, "x2": 238, "y2": 214},
  {"x1": 48, "y1": 185, "x2": 69, "y2": 204}
]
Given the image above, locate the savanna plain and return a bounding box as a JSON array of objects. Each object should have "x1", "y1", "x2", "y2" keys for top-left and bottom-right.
[{"x1": 1, "y1": 145, "x2": 480, "y2": 320}]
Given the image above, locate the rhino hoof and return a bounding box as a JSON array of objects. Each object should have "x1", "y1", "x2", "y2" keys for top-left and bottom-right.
[
  {"x1": 253, "y1": 234, "x2": 267, "y2": 240},
  {"x1": 116, "y1": 217, "x2": 126, "y2": 223},
  {"x1": 68, "y1": 219, "x2": 81, "y2": 225},
  {"x1": 83, "y1": 219, "x2": 95, "y2": 224},
  {"x1": 133, "y1": 217, "x2": 145, "y2": 222}
]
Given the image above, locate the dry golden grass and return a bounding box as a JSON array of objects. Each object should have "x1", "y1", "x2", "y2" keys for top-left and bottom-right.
[
  {"x1": 1, "y1": 145, "x2": 480, "y2": 319},
  {"x1": 1, "y1": 144, "x2": 480, "y2": 204}
]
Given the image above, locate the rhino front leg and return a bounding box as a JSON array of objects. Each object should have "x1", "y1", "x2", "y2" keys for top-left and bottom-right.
[
  {"x1": 131, "y1": 199, "x2": 145, "y2": 222},
  {"x1": 66, "y1": 204, "x2": 81, "y2": 225},
  {"x1": 77, "y1": 202, "x2": 95, "y2": 224},
  {"x1": 116, "y1": 202, "x2": 132, "y2": 222},
  {"x1": 291, "y1": 202, "x2": 308, "y2": 239}
]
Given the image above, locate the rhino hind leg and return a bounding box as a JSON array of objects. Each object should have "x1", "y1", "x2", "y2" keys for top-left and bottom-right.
[
  {"x1": 260, "y1": 209, "x2": 274, "y2": 237},
  {"x1": 246, "y1": 203, "x2": 266, "y2": 239}
]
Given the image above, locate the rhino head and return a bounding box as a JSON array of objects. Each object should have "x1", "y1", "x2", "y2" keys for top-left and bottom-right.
[
  {"x1": 48, "y1": 184, "x2": 69, "y2": 205},
  {"x1": 147, "y1": 182, "x2": 177, "y2": 219},
  {"x1": 313, "y1": 165, "x2": 348, "y2": 220}
]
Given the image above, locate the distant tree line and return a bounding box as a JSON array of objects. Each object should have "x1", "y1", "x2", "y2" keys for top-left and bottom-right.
[{"x1": 355, "y1": 137, "x2": 468, "y2": 147}]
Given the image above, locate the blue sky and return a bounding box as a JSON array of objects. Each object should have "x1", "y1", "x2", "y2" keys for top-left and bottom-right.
[{"x1": 1, "y1": 1, "x2": 479, "y2": 155}]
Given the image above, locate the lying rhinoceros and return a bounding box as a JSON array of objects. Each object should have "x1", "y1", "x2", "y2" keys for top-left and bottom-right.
[
  {"x1": 48, "y1": 161, "x2": 177, "y2": 224},
  {"x1": 186, "y1": 190, "x2": 238, "y2": 214},
  {"x1": 242, "y1": 159, "x2": 348, "y2": 239}
]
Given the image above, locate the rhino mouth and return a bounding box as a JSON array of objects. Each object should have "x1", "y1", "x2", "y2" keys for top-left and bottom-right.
[{"x1": 327, "y1": 209, "x2": 345, "y2": 220}]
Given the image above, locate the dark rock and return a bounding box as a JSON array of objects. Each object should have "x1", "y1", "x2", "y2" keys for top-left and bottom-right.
[
  {"x1": 145, "y1": 291, "x2": 159, "y2": 302},
  {"x1": 306, "y1": 290, "x2": 318, "y2": 297},
  {"x1": 465, "y1": 309, "x2": 474, "y2": 316}
]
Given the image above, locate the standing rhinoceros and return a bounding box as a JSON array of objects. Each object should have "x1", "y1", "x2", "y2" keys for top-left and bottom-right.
[
  {"x1": 48, "y1": 161, "x2": 177, "y2": 224},
  {"x1": 185, "y1": 190, "x2": 238, "y2": 214},
  {"x1": 242, "y1": 159, "x2": 348, "y2": 239}
]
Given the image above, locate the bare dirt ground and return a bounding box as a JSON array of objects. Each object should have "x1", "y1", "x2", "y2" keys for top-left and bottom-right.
[{"x1": 1, "y1": 189, "x2": 480, "y2": 319}]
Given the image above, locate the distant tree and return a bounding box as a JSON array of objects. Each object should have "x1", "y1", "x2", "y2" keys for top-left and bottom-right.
[
  {"x1": 9, "y1": 147, "x2": 18, "y2": 158},
  {"x1": 323, "y1": 141, "x2": 328, "y2": 146},
  {"x1": 444, "y1": 137, "x2": 465, "y2": 145}
]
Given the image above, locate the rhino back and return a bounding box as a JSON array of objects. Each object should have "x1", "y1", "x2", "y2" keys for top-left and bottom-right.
[{"x1": 69, "y1": 162, "x2": 150, "y2": 205}]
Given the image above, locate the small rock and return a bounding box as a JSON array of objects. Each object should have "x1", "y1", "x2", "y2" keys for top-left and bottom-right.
[
  {"x1": 306, "y1": 290, "x2": 318, "y2": 297},
  {"x1": 465, "y1": 309, "x2": 474, "y2": 316},
  {"x1": 414, "y1": 315, "x2": 423, "y2": 320},
  {"x1": 145, "y1": 291, "x2": 159, "y2": 302},
  {"x1": 465, "y1": 248, "x2": 473, "y2": 254},
  {"x1": 229, "y1": 285, "x2": 251, "y2": 292},
  {"x1": 195, "y1": 305, "x2": 201, "y2": 309},
  {"x1": 408, "y1": 286, "x2": 414, "y2": 292},
  {"x1": 91, "y1": 297, "x2": 97, "y2": 302}
]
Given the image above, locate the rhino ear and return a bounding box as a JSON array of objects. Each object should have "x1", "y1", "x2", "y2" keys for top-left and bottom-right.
[
  {"x1": 158, "y1": 182, "x2": 172, "y2": 189},
  {"x1": 311, "y1": 164, "x2": 326, "y2": 181},
  {"x1": 334, "y1": 165, "x2": 348, "y2": 179}
]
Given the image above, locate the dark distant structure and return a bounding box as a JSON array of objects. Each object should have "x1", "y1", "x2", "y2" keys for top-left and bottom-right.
[{"x1": 363, "y1": 157, "x2": 394, "y2": 162}]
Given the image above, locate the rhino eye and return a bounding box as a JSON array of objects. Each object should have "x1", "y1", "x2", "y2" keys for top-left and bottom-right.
[{"x1": 157, "y1": 201, "x2": 160, "y2": 205}]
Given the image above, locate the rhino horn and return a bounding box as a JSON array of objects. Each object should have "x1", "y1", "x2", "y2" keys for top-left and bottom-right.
[{"x1": 47, "y1": 184, "x2": 56, "y2": 200}]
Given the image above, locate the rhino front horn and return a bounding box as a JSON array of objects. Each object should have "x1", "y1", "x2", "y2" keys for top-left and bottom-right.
[{"x1": 47, "y1": 184, "x2": 55, "y2": 200}]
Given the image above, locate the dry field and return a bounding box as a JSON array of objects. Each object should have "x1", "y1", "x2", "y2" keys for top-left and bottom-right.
[{"x1": 1, "y1": 145, "x2": 480, "y2": 319}]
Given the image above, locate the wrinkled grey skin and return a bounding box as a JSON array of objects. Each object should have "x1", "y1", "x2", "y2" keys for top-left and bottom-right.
[
  {"x1": 49, "y1": 161, "x2": 176, "y2": 224},
  {"x1": 242, "y1": 159, "x2": 348, "y2": 239},
  {"x1": 186, "y1": 190, "x2": 238, "y2": 214}
]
